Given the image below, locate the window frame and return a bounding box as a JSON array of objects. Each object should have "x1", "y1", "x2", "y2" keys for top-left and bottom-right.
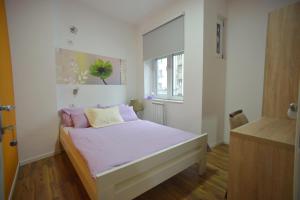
[
  {"x1": 152, "y1": 51, "x2": 184, "y2": 101},
  {"x1": 171, "y1": 52, "x2": 184, "y2": 100}
]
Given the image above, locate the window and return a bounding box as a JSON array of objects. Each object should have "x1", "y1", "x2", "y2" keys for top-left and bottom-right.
[
  {"x1": 173, "y1": 53, "x2": 184, "y2": 97},
  {"x1": 156, "y1": 57, "x2": 168, "y2": 96},
  {"x1": 143, "y1": 15, "x2": 184, "y2": 101},
  {"x1": 153, "y1": 52, "x2": 184, "y2": 100}
]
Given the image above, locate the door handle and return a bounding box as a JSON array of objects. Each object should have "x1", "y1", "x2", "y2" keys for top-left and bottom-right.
[
  {"x1": 288, "y1": 103, "x2": 298, "y2": 119},
  {"x1": 1, "y1": 125, "x2": 15, "y2": 133},
  {"x1": 0, "y1": 105, "x2": 15, "y2": 111},
  {"x1": 0, "y1": 125, "x2": 17, "y2": 146},
  {"x1": 0, "y1": 125, "x2": 15, "y2": 137},
  {"x1": 289, "y1": 103, "x2": 298, "y2": 112},
  {"x1": 0, "y1": 105, "x2": 16, "y2": 142}
]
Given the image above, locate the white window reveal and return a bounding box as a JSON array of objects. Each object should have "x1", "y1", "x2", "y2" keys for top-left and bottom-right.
[{"x1": 153, "y1": 52, "x2": 184, "y2": 101}]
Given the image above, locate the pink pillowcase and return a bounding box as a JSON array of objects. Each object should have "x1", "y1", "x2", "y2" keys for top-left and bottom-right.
[
  {"x1": 60, "y1": 107, "x2": 90, "y2": 128},
  {"x1": 61, "y1": 112, "x2": 73, "y2": 127},
  {"x1": 71, "y1": 113, "x2": 90, "y2": 128}
]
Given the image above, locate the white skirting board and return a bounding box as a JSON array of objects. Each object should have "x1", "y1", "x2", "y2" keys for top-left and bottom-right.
[
  {"x1": 209, "y1": 141, "x2": 224, "y2": 148},
  {"x1": 8, "y1": 162, "x2": 19, "y2": 200},
  {"x1": 19, "y1": 150, "x2": 62, "y2": 166}
]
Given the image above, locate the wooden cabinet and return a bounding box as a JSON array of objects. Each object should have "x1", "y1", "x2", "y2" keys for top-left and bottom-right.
[
  {"x1": 228, "y1": 118, "x2": 295, "y2": 200},
  {"x1": 228, "y1": 3, "x2": 300, "y2": 199}
]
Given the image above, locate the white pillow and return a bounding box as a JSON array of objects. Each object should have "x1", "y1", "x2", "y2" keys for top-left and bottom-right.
[{"x1": 85, "y1": 106, "x2": 124, "y2": 128}]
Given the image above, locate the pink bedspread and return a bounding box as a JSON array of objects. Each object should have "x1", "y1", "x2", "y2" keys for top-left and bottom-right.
[{"x1": 68, "y1": 120, "x2": 198, "y2": 177}]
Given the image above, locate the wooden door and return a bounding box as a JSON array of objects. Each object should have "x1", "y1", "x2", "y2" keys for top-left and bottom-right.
[
  {"x1": 0, "y1": 0, "x2": 19, "y2": 199},
  {"x1": 262, "y1": 2, "x2": 300, "y2": 119}
]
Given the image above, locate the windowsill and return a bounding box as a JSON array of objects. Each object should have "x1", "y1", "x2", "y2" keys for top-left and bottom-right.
[{"x1": 146, "y1": 98, "x2": 184, "y2": 104}]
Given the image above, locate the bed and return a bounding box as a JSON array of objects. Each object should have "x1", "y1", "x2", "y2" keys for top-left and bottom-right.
[{"x1": 59, "y1": 120, "x2": 207, "y2": 200}]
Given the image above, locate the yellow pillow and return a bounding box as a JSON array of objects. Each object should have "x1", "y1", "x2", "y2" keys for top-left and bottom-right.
[{"x1": 85, "y1": 107, "x2": 124, "y2": 128}]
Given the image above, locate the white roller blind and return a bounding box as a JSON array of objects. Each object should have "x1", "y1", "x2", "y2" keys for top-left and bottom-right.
[{"x1": 143, "y1": 15, "x2": 184, "y2": 61}]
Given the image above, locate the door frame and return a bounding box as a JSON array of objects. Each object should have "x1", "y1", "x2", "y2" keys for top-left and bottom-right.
[{"x1": 0, "y1": 142, "x2": 3, "y2": 200}]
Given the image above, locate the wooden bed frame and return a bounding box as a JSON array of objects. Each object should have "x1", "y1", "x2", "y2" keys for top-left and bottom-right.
[{"x1": 59, "y1": 126, "x2": 207, "y2": 200}]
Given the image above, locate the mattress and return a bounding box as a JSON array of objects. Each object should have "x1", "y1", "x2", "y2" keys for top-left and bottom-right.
[{"x1": 67, "y1": 120, "x2": 198, "y2": 177}]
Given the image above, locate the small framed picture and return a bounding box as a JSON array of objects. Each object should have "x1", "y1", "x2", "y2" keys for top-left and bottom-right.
[{"x1": 216, "y1": 16, "x2": 225, "y2": 59}]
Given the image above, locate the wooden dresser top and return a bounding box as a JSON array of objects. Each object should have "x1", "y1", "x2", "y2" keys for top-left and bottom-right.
[{"x1": 231, "y1": 117, "x2": 296, "y2": 149}]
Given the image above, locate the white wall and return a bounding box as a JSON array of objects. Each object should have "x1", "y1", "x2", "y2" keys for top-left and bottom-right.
[
  {"x1": 224, "y1": 0, "x2": 299, "y2": 143},
  {"x1": 56, "y1": 85, "x2": 127, "y2": 109},
  {"x1": 54, "y1": 0, "x2": 139, "y2": 101},
  {"x1": 137, "y1": 0, "x2": 205, "y2": 136},
  {"x1": 6, "y1": 0, "x2": 58, "y2": 164},
  {"x1": 6, "y1": 0, "x2": 139, "y2": 163},
  {"x1": 202, "y1": 0, "x2": 227, "y2": 146}
]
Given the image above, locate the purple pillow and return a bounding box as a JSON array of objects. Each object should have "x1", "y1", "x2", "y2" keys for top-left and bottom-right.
[
  {"x1": 119, "y1": 105, "x2": 138, "y2": 121},
  {"x1": 70, "y1": 112, "x2": 90, "y2": 128}
]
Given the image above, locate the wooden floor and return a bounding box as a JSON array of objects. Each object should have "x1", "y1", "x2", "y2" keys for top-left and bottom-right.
[{"x1": 12, "y1": 144, "x2": 228, "y2": 200}]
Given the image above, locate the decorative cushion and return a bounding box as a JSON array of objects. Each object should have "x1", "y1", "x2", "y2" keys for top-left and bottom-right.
[
  {"x1": 71, "y1": 112, "x2": 90, "y2": 128},
  {"x1": 60, "y1": 112, "x2": 73, "y2": 127},
  {"x1": 119, "y1": 105, "x2": 138, "y2": 121},
  {"x1": 60, "y1": 107, "x2": 90, "y2": 128},
  {"x1": 85, "y1": 107, "x2": 124, "y2": 128}
]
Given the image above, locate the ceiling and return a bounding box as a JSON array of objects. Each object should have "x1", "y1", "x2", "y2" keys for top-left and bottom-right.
[{"x1": 77, "y1": 0, "x2": 177, "y2": 25}]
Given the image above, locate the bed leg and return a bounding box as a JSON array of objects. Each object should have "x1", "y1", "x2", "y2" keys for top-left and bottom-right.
[
  {"x1": 198, "y1": 158, "x2": 206, "y2": 175},
  {"x1": 97, "y1": 186, "x2": 115, "y2": 200},
  {"x1": 198, "y1": 142, "x2": 207, "y2": 175}
]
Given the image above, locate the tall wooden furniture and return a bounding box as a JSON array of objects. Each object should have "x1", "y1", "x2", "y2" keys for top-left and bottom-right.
[
  {"x1": 228, "y1": 2, "x2": 300, "y2": 200},
  {"x1": 262, "y1": 2, "x2": 300, "y2": 119}
]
